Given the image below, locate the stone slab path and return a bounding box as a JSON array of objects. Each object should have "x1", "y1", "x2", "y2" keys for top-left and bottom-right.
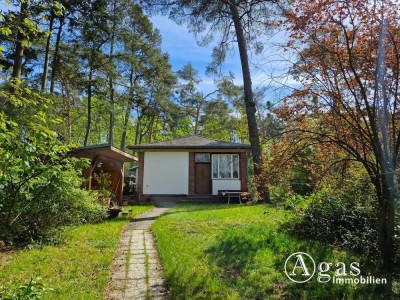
[{"x1": 105, "y1": 207, "x2": 170, "y2": 300}]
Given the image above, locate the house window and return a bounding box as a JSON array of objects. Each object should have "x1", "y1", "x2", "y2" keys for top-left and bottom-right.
[
  {"x1": 212, "y1": 154, "x2": 239, "y2": 179},
  {"x1": 195, "y1": 153, "x2": 210, "y2": 163}
]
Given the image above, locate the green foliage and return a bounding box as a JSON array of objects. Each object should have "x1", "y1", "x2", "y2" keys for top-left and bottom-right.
[
  {"x1": 199, "y1": 99, "x2": 235, "y2": 140},
  {"x1": 284, "y1": 194, "x2": 313, "y2": 210},
  {"x1": 247, "y1": 175, "x2": 260, "y2": 202},
  {"x1": 0, "y1": 83, "x2": 106, "y2": 245},
  {"x1": 92, "y1": 171, "x2": 113, "y2": 204},
  {"x1": 289, "y1": 164, "x2": 315, "y2": 196},
  {"x1": 0, "y1": 277, "x2": 51, "y2": 300},
  {"x1": 65, "y1": 183, "x2": 108, "y2": 225},
  {"x1": 286, "y1": 193, "x2": 379, "y2": 257}
]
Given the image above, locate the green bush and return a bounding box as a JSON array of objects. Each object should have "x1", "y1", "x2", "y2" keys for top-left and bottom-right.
[
  {"x1": 284, "y1": 194, "x2": 313, "y2": 210},
  {"x1": 0, "y1": 84, "x2": 107, "y2": 245},
  {"x1": 287, "y1": 193, "x2": 379, "y2": 257},
  {"x1": 0, "y1": 162, "x2": 107, "y2": 244},
  {"x1": 74, "y1": 190, "x2": 108, "y2": 224},
  {"x1": 279, "y1": 162, "x2": 383, "y2": 258}
]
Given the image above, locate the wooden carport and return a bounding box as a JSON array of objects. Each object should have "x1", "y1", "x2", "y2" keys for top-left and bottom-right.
[{"x1": 71, "y1": 144, "x2": 137, "y2": 205}]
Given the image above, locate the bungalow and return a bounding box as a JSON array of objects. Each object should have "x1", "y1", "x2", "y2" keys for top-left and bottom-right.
[{"x1": 128, "y1": 135, "x2": 251, "y2": 201}]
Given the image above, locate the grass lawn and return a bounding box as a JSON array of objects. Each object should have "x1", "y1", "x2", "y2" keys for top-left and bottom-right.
[
  {"x1": 152, "y1": 204, "x2": 387, "y2": 300},
  {"x1": 0, "y1": 204, "x2": 154, "y2": 299}
]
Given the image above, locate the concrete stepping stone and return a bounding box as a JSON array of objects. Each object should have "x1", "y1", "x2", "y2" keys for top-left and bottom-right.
[{"x1": 105, "y1": 207, "x2": 170, "y2": 300}]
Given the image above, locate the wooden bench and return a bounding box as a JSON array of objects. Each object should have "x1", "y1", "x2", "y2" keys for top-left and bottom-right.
[{"x1": 218, "y1": 190, "x2": 250, "y2": 204}]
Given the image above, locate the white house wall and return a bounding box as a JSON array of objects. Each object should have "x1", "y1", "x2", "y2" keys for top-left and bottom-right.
[
  {"x1": 212, "y1": 179, "x2": 241, "y2": 195},
  {"x1": 143, "y1": 152, "x2": 189, "y2": 194}
]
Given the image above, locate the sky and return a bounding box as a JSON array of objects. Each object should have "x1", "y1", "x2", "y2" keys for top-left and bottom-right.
[
  {"x1": 150, "y1": 15, "x2": 243, "y2": 94},
  {"x1": 149, "y1": 15, "x2": 298, "y2": 103}
]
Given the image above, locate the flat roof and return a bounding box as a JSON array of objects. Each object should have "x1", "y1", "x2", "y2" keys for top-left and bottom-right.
[
  {"x1": 127, "y1": 135, "x2": 251, "y2": 150},
  {"x1": 71, "y1": 144, "x2": 138, "y2": 162}
]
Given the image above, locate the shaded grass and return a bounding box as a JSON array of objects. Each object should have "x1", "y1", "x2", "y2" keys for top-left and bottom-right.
[
  {"x1": 0, "y1": 204, "x2": 154, "y2": 299},
  {"x1": 152, "y1": 204, "x2": 386, "y2": 300}
]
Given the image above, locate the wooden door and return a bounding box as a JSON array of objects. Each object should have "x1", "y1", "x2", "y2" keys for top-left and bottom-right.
[{"x1": 195, "y1": 163, "x2": 211, "y2": 194}]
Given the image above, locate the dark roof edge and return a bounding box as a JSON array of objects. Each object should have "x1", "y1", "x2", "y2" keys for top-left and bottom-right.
[
  {"x1": 127, "y1": 145, "x2": 251, "y2": 150},
  {"x1": 73, "y1": 144, "x2": 138, "y2": 160}
]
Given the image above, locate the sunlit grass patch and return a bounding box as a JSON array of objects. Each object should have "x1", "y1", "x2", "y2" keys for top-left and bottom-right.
[
  {"x1": 153, "y1": 204, "x2": 385, "y2": 299},
  {"x1": 0, "y1": 204, "x2": 154, "y2": 299}
]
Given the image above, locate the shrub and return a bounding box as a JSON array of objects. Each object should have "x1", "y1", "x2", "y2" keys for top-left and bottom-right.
[
  {"x1": 0, "y1": 84, "x2": 107, "y2": 245},
  {"x1": 247, "y1": 175, "x2": 261, "y2": 202},
  {"x1": 286, "y1": 193, "x2": 379, "y2": 257},
  {"x1": 74, "y1": 189, "x2": 108, "y2": 224},
  {"x1": 284, "y1": 194, "x2": 313, "y2": 210},
  {"x1": 0, "y1": 164, "x2": 107, "y2": 244}
]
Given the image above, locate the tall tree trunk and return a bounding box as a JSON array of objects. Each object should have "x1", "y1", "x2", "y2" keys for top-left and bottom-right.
[
  {"x1": 109, "y1": 86, "x2": 115, "y2": 145},
  {"x1": 374, "y1": 16, "x2": 397, "y2": 277},
  {"x1": 372, "y1": 176, "x2": 395, "y2": 297},
  {"x1": 134, "y1": 113, "x2": 141, "y2": 145},
  {"x1": 84, "y1": 66, "x2": 93, "y2": 146},
  {"x1": 152, "y1": 115, "x2": 160, "y2": 141},
  {"x1": 148, "y1": 114, "x2": 157, "y2": 143},
  {"x1": 378, "y1": 202, "x2": 395, "y2": 272},
  {"x1": 41, "y1": 13, "x2": 54, "y2": 92},
  {"x1": 194, "y1": 103, "x2": 201, "y2": 135},
  {"x1": 65, "y1": 83, "x2": 72, "y2": 143},
  {"x1": 229, "y1": 4, "x2": 265, "y2": 196},
  {"x1": 120, "y1": 103, "x2": 131, "y2": 150},
  {"x1": 377, "y1": 176, "x2": 396, "y2": 273},
  {"x1": 67, "y1": 96, "x2": 72, "y2": 143},
  {"x1": 108, "y1": 0, "x2": 117, "y2": 146},
  {"x1": 138, "y1": 126, "x2": 143, "y2": 144},
  {"x1": 50, "y1": 15, "x2": 64, "y2": 93},
  {"x1": 11, "y1": 1, "x2": 29, "y2": 80},
  {"x1": 121, "y1": 70, "x2": 135, "y2": 150}
]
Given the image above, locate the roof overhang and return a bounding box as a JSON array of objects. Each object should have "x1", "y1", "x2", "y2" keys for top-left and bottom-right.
[
  {"x1": 71, "y1": 144, "x2": 138, "y2": 162},
  {"x1": 128, "y1": 145, "x2": 251, "y2": 151},
  {"x1": 127, "y1": 135, "x2": 251, "y2": 152},
  {"x1": 129, "y1": 149, "x2": 251, "y2": 154}
]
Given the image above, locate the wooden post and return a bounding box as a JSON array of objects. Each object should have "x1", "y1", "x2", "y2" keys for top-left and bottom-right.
[
  {"x1": 88, "y1": 156, "x2": 100, "y2": 190},
  {"x1": 118, "y1": 162, "x2": 124, "y2": 205}
]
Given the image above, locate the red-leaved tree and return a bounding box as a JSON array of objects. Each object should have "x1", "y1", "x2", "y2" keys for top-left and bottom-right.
[{"x1": 284, "y1": 0, "x2": 399, "y2": 274}]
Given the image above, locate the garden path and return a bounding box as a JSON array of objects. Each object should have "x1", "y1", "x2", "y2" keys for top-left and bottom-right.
[{"x1": 105, "y1": 207, "x2": 169, "y2": 300}]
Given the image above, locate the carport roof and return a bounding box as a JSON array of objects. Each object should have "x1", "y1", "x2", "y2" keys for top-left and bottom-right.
[
  {"x1": 71, "y1": 144, "x2": 138, "y2": 162},
  {"x1": 127, "y1": 135, "x2": 251, "y2": 150}
]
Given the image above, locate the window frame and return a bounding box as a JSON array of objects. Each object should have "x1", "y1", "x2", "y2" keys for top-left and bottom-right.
[
  {"x1": 195, "y1": 153, "x2": 210, "y2": 163},
  {"x1": 212, "y1": 154, "x2": 240, "y2": 179}
]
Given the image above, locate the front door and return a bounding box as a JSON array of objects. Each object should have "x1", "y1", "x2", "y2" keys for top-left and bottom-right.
[{"x1": 195, "y1": 163, "x2": 211, "y2": 194}]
